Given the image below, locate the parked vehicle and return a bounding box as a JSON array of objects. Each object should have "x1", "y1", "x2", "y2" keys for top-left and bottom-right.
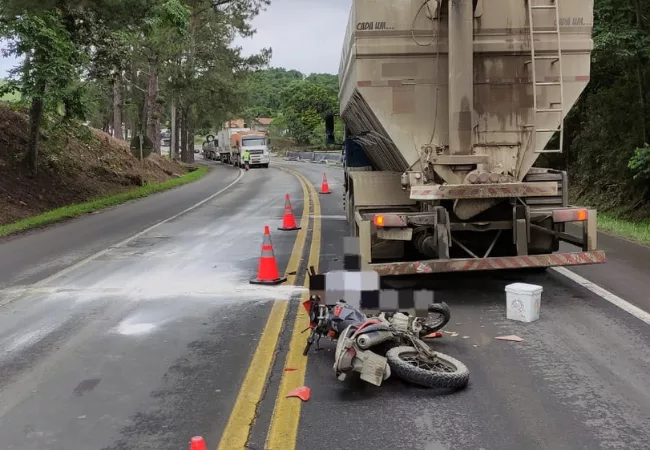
[
  {"x1": 331, "y1": 0, "x2": 605, "y2": 276},
  {"x1": 217, "y1": 127, "x2": 249, "y2": 164},
  {"x1": 230, "y1": 132, "x2": 270, "y2": 168}
]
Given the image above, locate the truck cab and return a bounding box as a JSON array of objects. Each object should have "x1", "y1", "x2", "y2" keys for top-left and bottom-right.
[{"x1": 232, "y1": 132, "x2": 270, "y2": 168}]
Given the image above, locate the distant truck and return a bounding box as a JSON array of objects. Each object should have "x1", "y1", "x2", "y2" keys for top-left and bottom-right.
[
  {"x1": 203, "y1": 134, "x2": 218, "y2": 160},
  {"x1": 217, "y1": 127, "x2": 249, "y2": 164},
  {"x1": 231, "y1": 131, "x2": 270, "y2": 168}
]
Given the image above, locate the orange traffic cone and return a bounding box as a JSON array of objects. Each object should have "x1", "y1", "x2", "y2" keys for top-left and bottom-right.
[
  {"x1": 320, "y1": 173, "x2": 331, "y2": 194},
  {"x1": 278, "y1": 193, "x2": 301, "y2": 231},
  {"x1": 251, "y1": 225, "x2": 287, "y2": 285},
  {"x1": 189, "y1": 436, "x2": 206, "y2": 450}
]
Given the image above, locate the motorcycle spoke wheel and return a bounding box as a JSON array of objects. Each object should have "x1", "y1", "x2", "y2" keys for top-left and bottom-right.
[{"x1": 386, "y1": 346, "x2": 469, "y2": 390}]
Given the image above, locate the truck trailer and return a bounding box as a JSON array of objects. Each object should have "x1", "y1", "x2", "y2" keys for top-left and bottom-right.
[
  {"x1": 335, "y1": 0, "x2": 605, "y2": 275},
  {"x1": 218, "y1": 127, "x2": 249, "y2": 164}
]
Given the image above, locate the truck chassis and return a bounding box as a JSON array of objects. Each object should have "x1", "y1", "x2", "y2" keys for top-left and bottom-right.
[{"x1": 344, "y1": 167, "x2": 606, "y2": 275}]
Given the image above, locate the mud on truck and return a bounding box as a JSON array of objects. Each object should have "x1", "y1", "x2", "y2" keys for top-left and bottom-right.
[{"x1": 331, "y1": 0, "x2": 605, "y2": 276}]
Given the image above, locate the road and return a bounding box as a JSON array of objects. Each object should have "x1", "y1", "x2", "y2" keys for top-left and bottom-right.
[{"x1": 0, "y1": 156, "x2": 649, "y2": 450}]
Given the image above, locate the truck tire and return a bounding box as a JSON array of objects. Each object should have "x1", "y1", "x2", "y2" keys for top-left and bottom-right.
[
  {"x1": 263, "y1": 163, "x2": 269, "y2": 168},
  {"x1": 386, "y1": 346, "x2": 469, "y2": 390}
]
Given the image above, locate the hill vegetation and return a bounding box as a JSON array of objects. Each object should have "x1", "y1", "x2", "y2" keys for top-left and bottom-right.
[
  {"x1": 0, "y1": 104, "x2": 186, "y2": 226},
  {"x1": 0, "y1": 0, "x2": 270, "y2": 172},
  {"x1": 238, "y1": 68, "x2": 343, "y2": 147}
]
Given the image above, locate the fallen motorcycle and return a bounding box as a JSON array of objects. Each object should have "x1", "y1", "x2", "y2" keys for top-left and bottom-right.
[{"x1": 302, "y1": 270, "x2": 469, "y2": 390}]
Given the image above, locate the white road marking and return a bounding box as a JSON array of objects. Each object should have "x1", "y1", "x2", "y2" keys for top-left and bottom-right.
[
  {"x1": 31, "y1": 169, "x2": 245, "y2": 288},
  {"x1": 553, "y1": 267, "x2": 650, "y2": 326}
]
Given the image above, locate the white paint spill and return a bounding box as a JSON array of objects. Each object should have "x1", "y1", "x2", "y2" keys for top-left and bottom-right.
[
  {"x1": 2, "y1": 321, "x2": 62, "y2": 356},
  {"x1": 114, "y1": 322, "x2": 157, "y2": 336},
  {"x1": 74, "y1": 266, "x2": 307, "y2": 303}
]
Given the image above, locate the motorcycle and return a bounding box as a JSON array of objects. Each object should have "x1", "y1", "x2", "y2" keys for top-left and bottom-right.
[{"x1": 303, "y1": 267, "x2": 469, "y2": 389}]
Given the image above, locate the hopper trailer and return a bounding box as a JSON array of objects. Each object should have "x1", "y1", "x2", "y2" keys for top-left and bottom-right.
[{"x1": 335, "y1": 0, "x2": 606, "y2": 275}]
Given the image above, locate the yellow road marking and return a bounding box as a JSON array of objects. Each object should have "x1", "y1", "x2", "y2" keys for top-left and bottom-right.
[
  {"x1": 217, "y1": 171, "x2": 311, "y2": 450},
  {"x1": 265, "y1": 170, "x2": 322, "y2": 450}
]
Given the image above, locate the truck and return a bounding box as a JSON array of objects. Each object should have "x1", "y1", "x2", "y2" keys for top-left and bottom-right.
[
  {"x1": 202, "y1": 134, "x2": 219, "y2": 160},
  {"x1": 231, "y1": 131, "x2": 270, "y2": 168},
  {"x1": 332, "y1": 0, "x2": 605, "y2": 276},
  {"x1": 218, "y1": 127, "x2": 249, "y2": 164}
]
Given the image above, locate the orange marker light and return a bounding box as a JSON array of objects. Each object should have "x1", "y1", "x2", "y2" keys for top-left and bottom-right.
[
  {"x1": 374, "y1": 215, "x2": 385, "y2": 227},
  {"x1": 577, "y1": 209, "x2": 588, "y2": 221}
]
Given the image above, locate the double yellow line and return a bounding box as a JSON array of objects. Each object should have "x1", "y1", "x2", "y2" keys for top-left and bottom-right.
[{"x1": 218, "y1": 167, "x2": 322, "y2": 450}]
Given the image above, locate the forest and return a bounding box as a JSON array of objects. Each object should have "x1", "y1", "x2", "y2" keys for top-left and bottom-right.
[
  {"x1": 0, "y1": 0, "x2": 272, "y2": 168},
  {"x1": 238, "y1": 68, "x2": 343, "y2": 146}
]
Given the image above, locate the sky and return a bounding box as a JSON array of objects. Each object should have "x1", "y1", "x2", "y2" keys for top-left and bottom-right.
[{"x1": 0, "y1": 0, "x2": 352, "y2": 78}]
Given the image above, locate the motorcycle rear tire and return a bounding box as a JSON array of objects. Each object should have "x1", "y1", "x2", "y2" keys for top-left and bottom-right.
[{"x1": 386, "y1": 346, "x2": 469, "y2": 390}]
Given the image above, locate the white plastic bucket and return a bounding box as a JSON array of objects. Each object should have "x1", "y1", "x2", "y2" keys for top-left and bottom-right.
[{"x1": 505, "y1": 283, "x2": 543, "y2": 323}]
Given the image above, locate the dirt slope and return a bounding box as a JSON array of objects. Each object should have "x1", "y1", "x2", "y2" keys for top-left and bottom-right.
[{"x1": 0, "y1": 104, "x2": 186, "y2": 225}]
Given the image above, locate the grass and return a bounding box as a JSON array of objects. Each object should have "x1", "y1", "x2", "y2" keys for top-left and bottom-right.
[
  {"x1": 597, "y1": 212, "x2": 650, "y2": 246},
  {"x1": 0, "y1": 166, "x2": 208, "y2": 238}
]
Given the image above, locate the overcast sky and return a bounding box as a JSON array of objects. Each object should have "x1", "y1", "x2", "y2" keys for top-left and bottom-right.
[{"x1": 0, "y1": 0, "x2": 352, "y2": 78}]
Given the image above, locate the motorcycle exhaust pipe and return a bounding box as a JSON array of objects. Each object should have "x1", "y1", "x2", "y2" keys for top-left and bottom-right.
[{"x1": 356, "y1": 330, "x2": 393, "y2": 350}]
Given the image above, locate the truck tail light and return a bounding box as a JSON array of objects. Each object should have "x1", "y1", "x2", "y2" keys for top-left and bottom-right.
[
  {"x1": 373, "y1": 214, "x2": 407, "y2": 227},
  {"x1": 552, "y1": 208, "x2": 589, "y2": 223}
]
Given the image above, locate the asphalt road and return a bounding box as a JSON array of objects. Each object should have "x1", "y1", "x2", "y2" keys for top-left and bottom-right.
[{"x1": 0, "y1": 156, "x2": 649, "y2": 450}]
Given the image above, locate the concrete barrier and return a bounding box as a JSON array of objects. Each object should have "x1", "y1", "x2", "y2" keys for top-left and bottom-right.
[{"x1": 285, "y1": 151, "x2": 343, "y2": 164}]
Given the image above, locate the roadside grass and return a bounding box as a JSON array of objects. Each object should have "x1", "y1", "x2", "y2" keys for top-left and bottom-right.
[
  {"x1": 0, "y1": 166, "x2": 208, "y2": 238},
  {"x1": 597, "y1": 212, "x2": 650, "y2": 245}
]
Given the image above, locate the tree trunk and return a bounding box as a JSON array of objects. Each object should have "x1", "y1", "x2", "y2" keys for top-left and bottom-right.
[
  {"x1": 112, "y1": 67, "x2": 124, "y2": 140},
  {"x1": 174, "y1": 105, "x2": 181, "y2": 160},
  {"x1": 154, "y1": 101, "x2": 162, "y2": 155},
  {"x1": 634, "y1": 0, "x2": 648, "y2": 144},
  {"x1": 27, "y1": 83, "x2": 46, "y2": 174},
  {"x1": 187, "y1": 105, "x2": 195, "y2": 163},
  {"x1": 180, "y1": 108, "x2": 189, "y2": 163},
  {"x1": 144, "y1": 57, "x2": 159, "y2": 148}
]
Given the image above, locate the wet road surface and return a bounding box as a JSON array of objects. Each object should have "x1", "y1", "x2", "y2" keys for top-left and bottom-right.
[
  {"x1": 0, "y1": 160, "x2": 305, "y2": 450},
  {"x1": 1, "y1": 157, "x2": 649, "y2": 449}
]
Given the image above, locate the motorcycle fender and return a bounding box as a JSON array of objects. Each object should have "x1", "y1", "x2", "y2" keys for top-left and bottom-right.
[{"x1": 359, "y1": 351, "x2": 389, "y2": 386}]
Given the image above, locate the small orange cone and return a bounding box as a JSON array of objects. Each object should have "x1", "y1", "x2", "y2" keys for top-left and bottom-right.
[
  {"x1": 278, "y1": 193, "x2": 301, "y2": 231},
  {"x1": 251, "y1": 225, "x2": 287, "y2": 285},
  {"x1": 320, "y1": 173, "x2": 331, "y2": 194},
  {"x1": 189, "y1": 436, "x2": 206, "y2": 450}
]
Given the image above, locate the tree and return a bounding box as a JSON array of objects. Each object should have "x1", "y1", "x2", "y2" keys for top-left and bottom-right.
[{"x1": 0, "y1": 10, "x2": 84, "y2": 173}]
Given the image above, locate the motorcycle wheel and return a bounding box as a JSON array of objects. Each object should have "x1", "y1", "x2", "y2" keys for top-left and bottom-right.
[
  {"x1": 420, "y1": 302, "x2": 451, "y2": 336},
  {"x1": 386, "y1": 346, "x2": 469, "y2": 389}
]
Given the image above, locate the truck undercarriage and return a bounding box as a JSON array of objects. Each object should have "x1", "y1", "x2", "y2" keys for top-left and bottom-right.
[{"x1": 344, "y1": 167, "x2": 605, "y2": 275}]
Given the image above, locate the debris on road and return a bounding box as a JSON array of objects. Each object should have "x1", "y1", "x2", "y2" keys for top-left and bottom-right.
[
  {"x1": 423, "y1": 331, "x2": 443, "y2": 339},
  {"x1": 284, "y1": 368, "x2": 297, "y2": 372},
  {"x1": 495, "y1": 335, "x2": 525, "y2": 342},
  {"x1": 506, "y1": 283, "x2": 543, "y2": 323},
  {"x1": 286, "y1": 386, "x2": 311, "y2": 402}
]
